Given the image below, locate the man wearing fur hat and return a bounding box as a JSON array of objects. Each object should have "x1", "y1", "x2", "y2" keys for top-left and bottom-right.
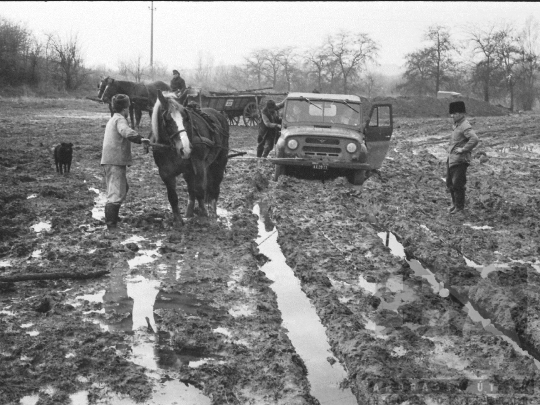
[
  {"x1": 446, "y1": 101, "x2": 479, "y2": 214},
  {"x1": 170, "y1": 69, "x2": 186, "y2": 95},
  {"x1": 101, "y1": 94, "x2": 150, "y2": 232}
]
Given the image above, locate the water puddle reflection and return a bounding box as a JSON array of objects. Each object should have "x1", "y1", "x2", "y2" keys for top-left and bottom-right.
[
  {"x1": 378, "y1": 231, "x2": 540, "y2": 368},
  {"x1": 254, "y1": 203, "x2": 357, "y2": 405},
  {"x1": 31, "y1": 221, "x2": 51, "y2": 233},
  {"x1": 89, "y1": 187, "x2": 107, "y2": 221},
  {"x1": 69, "y1": 234, "x2": 214, "y2": 403}
]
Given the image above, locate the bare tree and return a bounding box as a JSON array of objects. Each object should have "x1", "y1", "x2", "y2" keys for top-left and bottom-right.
[
  {"x1": 468, "y1": 24, "x2": 501, "y2": 102},
  {"x1": 304, "y1": 46, "x2": 329, "y2": 92},
  {"x1": 326, "y1": 30, "x2": 379, "y2": 93},
  {"x1": 244, "y1": 49, "x2": 267, "y2": 88},
  {"x1": 425, "y1": 25, "x2": 458, "y2": 94},
  {"x1": 0, "y1": 17, "x2": 33, "y2": 85},
  {"x1": 45, "y1": 32, "x2": 88, "y2": 90},
  {"x1": 493, "y1": 25, "x2": 521, "y2": 111},
  {"x1": 261, "y1": 48, "x2": 283, "y2": 89},
  {"x1": 278, "y1": 47, "x2": 298, "y2": 92},
  {"x1": 194, "y1": 51, "x2": 214, "y2": 87},
  {"x1": 516, "y1": 16, "x2": 540, "y2": 110},
  {"x1": 125, "y1": 54, "x2": 148, "y2": 83},
  {"x1": 398, "y1": 48, "x2": 437, "y2": 96}
]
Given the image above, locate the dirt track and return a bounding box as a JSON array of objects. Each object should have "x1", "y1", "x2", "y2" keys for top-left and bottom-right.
[{"x1": 1, "y1": 98, "x2": 540, "y2": 404}]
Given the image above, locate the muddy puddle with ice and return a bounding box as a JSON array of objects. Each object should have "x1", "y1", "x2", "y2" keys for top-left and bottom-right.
[{"x1": 254, "y1": 203, "x2": 356, "y2": 404}]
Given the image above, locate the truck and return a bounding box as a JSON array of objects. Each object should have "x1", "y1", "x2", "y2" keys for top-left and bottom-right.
[{"x1": 269, "y1": 92, "x2": 393, "y2": 185}]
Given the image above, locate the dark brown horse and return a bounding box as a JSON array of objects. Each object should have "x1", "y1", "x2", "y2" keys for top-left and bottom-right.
[
  {"x1": 98, "y1": 77, "x2": 170, "y2": 129},
  {"x1": 150, "y1": 90, "x2": 229, "y2": 225}
]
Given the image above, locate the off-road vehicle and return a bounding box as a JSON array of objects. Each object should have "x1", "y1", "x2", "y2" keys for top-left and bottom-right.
[{"x1": 269, "y1": 92, "x2": 393, "y2": 185}]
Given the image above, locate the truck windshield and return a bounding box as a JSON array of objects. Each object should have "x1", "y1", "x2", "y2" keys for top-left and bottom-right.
[{"x1": 285, "y1": 99, "x2": 361, "y2": 126}]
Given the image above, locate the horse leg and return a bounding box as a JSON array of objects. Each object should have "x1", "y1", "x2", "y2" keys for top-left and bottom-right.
[
  {"x1": 206, "y1": 155, "x2": 227, "y2": 216},
  {"x1": 135, "y1": 107, "x2": 142, "y2": 130},
  {"x1": 129, "y1": 105, "x2": 135, "y2": 129},
  {"x1": 183, "y1": 171, "x2": 197, "y2": 218},
  {"x1": 161, "y1": 173, "x2": 183, "y2": 225},
  {"x1": 185, "y1": 163, "x2": 208, "y2": 217}
]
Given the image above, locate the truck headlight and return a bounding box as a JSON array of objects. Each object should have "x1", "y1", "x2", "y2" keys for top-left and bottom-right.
[
  {"x1": 287, "y1": 139, "x2": 298, "y2": 150},
  {"x1": 346, "y1": 142, "x2": 357, "y2": 153}
]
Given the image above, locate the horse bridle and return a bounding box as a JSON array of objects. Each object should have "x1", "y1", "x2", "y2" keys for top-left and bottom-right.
[{"x1": 161, "y1": 108, "x2": 189, "y2": 149}]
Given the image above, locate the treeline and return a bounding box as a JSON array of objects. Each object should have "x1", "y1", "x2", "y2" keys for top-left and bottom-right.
[
  {"x1": 0, "y1": 16, "x2": 94, "y2": 95},
  {"x1": 1, "y1": 14, "x2": 540, "y2": 111}
]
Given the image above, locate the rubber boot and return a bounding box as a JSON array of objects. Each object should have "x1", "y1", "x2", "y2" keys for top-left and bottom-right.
[
  {"x1": 105, "y1": 203, "x2": 121, "y2": 231},
  {"x1": 447, "y1": 190, "x2": 456, "y2": 213}
]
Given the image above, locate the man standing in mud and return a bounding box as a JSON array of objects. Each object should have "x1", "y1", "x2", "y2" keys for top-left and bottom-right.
[
  {"x1": 257, "y1": 99, "x2": 284, "y2": 158},
  {"x1": 101, "y1": 94, "x2": 150, "y2": 232},
  {"x1": 446, "y1": 101, "x2": 479, "y2": 214}
]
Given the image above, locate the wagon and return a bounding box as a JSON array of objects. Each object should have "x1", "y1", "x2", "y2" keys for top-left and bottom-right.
[{"x1": 185, "y1": 87, "x2": 285, "y2": 127}]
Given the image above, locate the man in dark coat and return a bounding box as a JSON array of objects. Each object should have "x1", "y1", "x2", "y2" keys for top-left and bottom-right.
[
  {"x1": 446, "y1": 101, "x2": 479, "y2": 214},
  {"x1": 170, "y1": 69, "x2": 186, "y2": 95},
  {"x1": 257, "y1": 100, "x2": 284, "y2": 158}
]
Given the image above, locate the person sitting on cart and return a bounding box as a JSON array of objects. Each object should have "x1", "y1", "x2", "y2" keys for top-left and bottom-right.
[
  {"x1": 257, "y1": 99, "x2": 284, "y2": 158},
  {"x1": 170, "y1": 69, "x2": 186, "y2": 96}
]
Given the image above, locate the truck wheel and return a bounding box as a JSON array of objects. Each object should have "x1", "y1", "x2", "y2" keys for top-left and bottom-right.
[
  {"x1": 347, "y1": 169, "x2": 367, "y2": 185},
  {"x1": 273, "y1": 164, "x2": 285, "y2": 182}
]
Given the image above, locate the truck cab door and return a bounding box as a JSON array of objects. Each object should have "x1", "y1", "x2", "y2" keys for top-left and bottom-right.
[{"x1": 364, "y1": 103, "x2": 393, "y2": 169}]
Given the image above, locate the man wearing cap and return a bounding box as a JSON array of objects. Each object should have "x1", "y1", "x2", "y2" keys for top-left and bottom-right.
[
  {"x1": 446, "y1": 101, "x2": 479, "y2": 214},
  {"x1": 101, "y1": 94, "x2": 150, "y2": 232},
  {"x1": 257, "y1": 99, "x2": 284, "y2": 158},
  {"x1": 170, "y1": 70, "x2": 186, "y2": 95}
]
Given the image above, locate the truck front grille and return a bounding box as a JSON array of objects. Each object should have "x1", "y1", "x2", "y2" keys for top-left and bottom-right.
[
  {"x1": 305, "y1": 138, "x2": 340, "y2": 145},
  {"x1": 302, "y1": 146, "x2": 341, "y2": 156}
]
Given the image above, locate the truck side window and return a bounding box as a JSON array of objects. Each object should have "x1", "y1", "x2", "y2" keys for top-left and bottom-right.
[{"x1": 368, "y1": 106, "x2": 391, "y2": 127}]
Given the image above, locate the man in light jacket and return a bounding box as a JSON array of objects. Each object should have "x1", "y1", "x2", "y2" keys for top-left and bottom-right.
[
  {"x1": 446, "y1": 101, "x2": 479, "y2": 214},
  {"x1": 101, "y1": 94, "x2": 150, "y2": 231}
]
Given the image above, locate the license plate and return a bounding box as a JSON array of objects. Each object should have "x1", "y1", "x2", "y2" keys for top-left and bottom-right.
[{"x1": 312, "y1": 163, "x2": 328, "y2": 170}]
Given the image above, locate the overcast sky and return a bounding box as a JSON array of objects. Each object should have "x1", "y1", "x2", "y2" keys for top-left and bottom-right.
[{"x1": 2, "y1": 1, "x2": 540, "y2": 75}]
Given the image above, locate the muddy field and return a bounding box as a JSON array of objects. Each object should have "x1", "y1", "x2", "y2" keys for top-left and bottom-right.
[{"x1": 1, "y1": 97, "x2": 539, "y2": 404}]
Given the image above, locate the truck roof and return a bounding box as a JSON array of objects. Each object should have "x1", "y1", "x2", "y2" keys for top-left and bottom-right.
[{"x1": 286, "y1": 92, "x2": 361, "y2": 102}]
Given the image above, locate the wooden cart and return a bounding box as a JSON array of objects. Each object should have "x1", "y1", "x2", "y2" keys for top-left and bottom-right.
[{"x1": 186, "y1": 87, "x2": 286, "y2": 126}]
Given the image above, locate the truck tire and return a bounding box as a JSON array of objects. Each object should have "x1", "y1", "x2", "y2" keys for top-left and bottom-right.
[{"x1": 347, "y1": 169, "x2": 367, "y2": 186}]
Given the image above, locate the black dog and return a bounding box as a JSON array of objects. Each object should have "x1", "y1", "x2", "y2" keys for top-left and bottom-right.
[{"x1": 54, "y1": 142, "x2": 73, "y2": 174}]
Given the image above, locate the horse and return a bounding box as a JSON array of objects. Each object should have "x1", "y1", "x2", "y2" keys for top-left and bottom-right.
[
  {"x1": 98, "y1": 77, "x2": 171, "y2": 129},
  {"x1": 97, "y1": 77, "x2": 114, "y2": 116},
  {"x1": 150, "y1": 90, "x2": 229, "y2": 225}
]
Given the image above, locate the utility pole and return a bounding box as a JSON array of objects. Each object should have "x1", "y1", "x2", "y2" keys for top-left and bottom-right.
[{"x1": 149, "y1": 1, "x2": 155, "y2": 76}]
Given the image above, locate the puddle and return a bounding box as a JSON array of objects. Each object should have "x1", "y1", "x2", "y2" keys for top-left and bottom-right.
[
  {"x1": 31, "y1": 221, "x2": 51, "y2": 233},
  {"x1": 378, "y1": 231, "x2": 540, "y2": 369},
  {"x1": 216, "y1": 207, "x2": 232, "y2": 229},
  {"x1": 19, "y1": 395, "x2": 39, "y2": 405},
  {"x1": 71, "y1": 261, "x2": 213, "y2": 402},
  {"x1": 127, "y1": 242, "x2": 162, "y2": 269},
  {"x1": 254, "y1": 203, "x2": 356, "y2": 405},
  {"x1": 89, "y1": 187, "x2": 107, "y2": 221},
  {"x1": 96, "y1": 378, "x2": 210, "y2": 405},
  {"x1": 463, "y1": 223, "x2": 493, "y2": 230}
]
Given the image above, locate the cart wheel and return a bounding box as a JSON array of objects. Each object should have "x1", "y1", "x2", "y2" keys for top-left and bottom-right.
[
  {"x1": 243, "y1": 102, "x2": 260, "y2": 126},
  {"x1": 227, "y1": 115, "x2": 240, "y2": 126},
  {"x1": 346, "y1": 169, "x2": 367, "y2": 186}
]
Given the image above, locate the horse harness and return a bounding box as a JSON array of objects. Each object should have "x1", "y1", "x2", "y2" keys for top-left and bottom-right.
[{"x1": 161, "y1": 104, "x2": 229, "y2": 153}]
